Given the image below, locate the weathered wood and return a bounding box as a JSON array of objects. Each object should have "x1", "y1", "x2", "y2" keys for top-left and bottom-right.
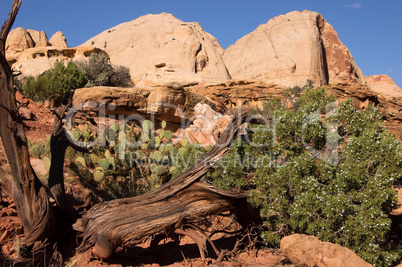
[
  {"x1": 0, "y1": 0, "x2": 52, "y2": 252},
  {"x1": 77, "y1": 111, "x2": 261, "y2": 258},
  {"x1": 48, "y1": 102, "x2": 72, "y2": 212},
  {"x1": 0, "y1": 167, "x2": 12, "y2": 197}
]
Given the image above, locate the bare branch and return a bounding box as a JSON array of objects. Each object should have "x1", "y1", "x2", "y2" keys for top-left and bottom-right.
[{"x1": 0, "y1": 0, "x2": 22, "y2": 53}]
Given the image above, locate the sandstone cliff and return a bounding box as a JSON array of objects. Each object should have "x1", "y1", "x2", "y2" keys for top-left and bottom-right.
[
  {"x1": 223, "y1": 10, "x2": 366, "y2": 88},
  {"x1": 80, "y1": 13, "x2": 231, "y2": 87},
  {"x1": 7, "y1": 46, "x2": 109, "y2": 78},
  {"x1": 366, "y1": 74, "x2": 402, "y2": 99},
  {"x1": 6, "y1": 27, "x2": 107, "y2": 77}
]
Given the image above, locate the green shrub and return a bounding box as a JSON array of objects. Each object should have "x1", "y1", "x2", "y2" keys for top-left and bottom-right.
[
  {"x1": 21, "y1": 60, "x2": 87, "y2": 103},
  {"x1": 77, "y1": 53, "x2": 133, "y2": 87},
  {"x1": 213, "y1": 88, "x2": 402, "y2": 266}
]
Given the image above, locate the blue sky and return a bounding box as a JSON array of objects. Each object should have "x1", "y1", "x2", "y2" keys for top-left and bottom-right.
[{"x1": 1, "y1": 0, "x2": 401, "y2": 88}]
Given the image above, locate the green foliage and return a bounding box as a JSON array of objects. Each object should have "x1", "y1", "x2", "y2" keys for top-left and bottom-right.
[
  {"x1": 69, "y1": 119, "x2": 207, "y2": 200},
  {"x1": 42, "y1": 156, "x2": 51, "y2": 173},
  {"x1": 209, "y1": 139, "x2": 250, "y2": 190},
  {"x1": 28, "y1": 136, "x2": 51, "y2": 158},
  {"x1": 77, "y1": 53, "x2": 133, "y2": 87},
  {"x1": 209, "y1": 88, "x2": 401, "y2": 266},
  {"x1": 21, "y1": 60, "x2": 87, "y2": 103},
  {"x1": 235, "y1": 88, "x2": 402, "y2": 266}
]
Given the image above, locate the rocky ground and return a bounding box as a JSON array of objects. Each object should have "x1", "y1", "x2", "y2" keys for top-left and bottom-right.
[{"x1": 1, "y1": 83, "x2": 401, "y2": 266}]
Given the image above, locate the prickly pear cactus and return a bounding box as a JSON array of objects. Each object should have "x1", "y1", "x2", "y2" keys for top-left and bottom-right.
[
  {"x1": 43, "y1": 156, "x2": 51, "y2": 173},
  {"x1": 142, "y1": 120, "x2": 153, "y2": 134},
  {"x1": 90, "y1": 154, "x2": 100, "y2": 165},
  {"x1": 181, "y1": 138, "x2": 188, "y2": 148},
  {"x1": 164, "y1": 130, "x2": 172, "y2": 141},
  {"x1": 99, "y1": 158, "x2": 110, "y2": 170},
  {"x1": 93, "y1": 168, "x2": 105, "y2": 182},
  {"x1": 108, "y1": 156, "x2": 116, "y2": 171},
  {"x1": 75, "y1": 156, "x2": 86, "y2": 167},
  {"x1": 150, "y1": 151, "x2": 163, "y2": 162}
]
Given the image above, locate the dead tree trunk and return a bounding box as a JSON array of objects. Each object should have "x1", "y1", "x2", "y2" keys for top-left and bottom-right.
[
  {"x1": 0, "y1": 0, "x2": 53, "y2": 256},
  {"x1": 1, "y1": 2, "x2": 262, "y2": 263},
  {"x1": 77, "y1": 111, "x2": 261, "y2": 259}
]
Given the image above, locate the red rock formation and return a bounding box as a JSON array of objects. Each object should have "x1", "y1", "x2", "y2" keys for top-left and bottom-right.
[
  {"x1": 366, "y1": 74, "x2": 402, "y2": 98},
  {"x1": 223, "y1": 10, "x2": 366, "y2": 88}
]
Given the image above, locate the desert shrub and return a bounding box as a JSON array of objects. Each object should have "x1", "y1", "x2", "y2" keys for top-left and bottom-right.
[
  {"x1": 213, "y1": 88, "x2": 402, "y2": 266},
  {"x1": 77, "y1": 53, "x2": 133, "y2": 87},
  {"x1": 21, "y1": 60, "x2": 87, "y2": 103}
]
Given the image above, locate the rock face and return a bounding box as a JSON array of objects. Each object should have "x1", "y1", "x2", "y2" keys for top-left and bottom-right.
[
  {"x1": 81, "y1": 13, "x2": 231, "y2": 87},
  {"x1": 5, "y1": 27, "x2": 87, "y2": 77},
  {"x1": 6, "y1": 27, "x2": 67, "y2": 52},
  {"x1": 320, "y1": 21, "x2": 365, "y2": 85},
  {"x1": 183, "y1": 103, "x2": 231, "y2": 147},
  {"x1": 5, "y1": 27, "x2": 36, "y2": 51},
  {"x1": 49, "y1": 31, "x2": 68, "y2": 48},
  {"x1": 223, "y1": 10, "x2": 366, "y2": 88},
  {"x1": 7, "y1": 46, "x2": 108, "y2": 77},
  {"x1": 281, "y1": 234, "x2": 372, "y2": 267},
  {"x1": 72, "y1": 86, "x2": 186, "y2": 124},
  {"x1": 366, "y1": 75, "x2": 402, "y2": 98},
  {"x1": 26, "y1": 29, "x2": 50, "y2": 48}
]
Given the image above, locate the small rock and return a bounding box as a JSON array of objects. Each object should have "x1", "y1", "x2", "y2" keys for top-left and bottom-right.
[{"x1": 280, "y1": 234, "x2": 372, "y2": 267}]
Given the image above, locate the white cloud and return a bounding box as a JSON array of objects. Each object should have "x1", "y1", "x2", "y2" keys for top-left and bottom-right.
[
  {"x1": 388, "y1": 68, "x2": 393, "y2": 73},
  {"x1": 344, "y1": 2, "x2": 362, "y2": 9}
]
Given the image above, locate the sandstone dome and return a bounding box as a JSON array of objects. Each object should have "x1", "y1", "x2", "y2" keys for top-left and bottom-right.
[
  {"x1": 223, "y1": 10, "x2": 367, "y2": 88},
  {"x1": 81, "y1": 13, "x2": 231, "y2": 87}
]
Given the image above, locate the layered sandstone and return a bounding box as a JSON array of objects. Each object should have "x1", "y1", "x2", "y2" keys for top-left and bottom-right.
[
  {"x1": 7, "y1": 46, "x2": 108, "y2": 77},
  {"x1": 366, "y1": 74, "x2": 402, "y2": 98},
  {"x1": 223, "y1": 10, "x2": 366, "y2": 88},
  {"x1": 81, "y1": 13, "x2": 231, "y2": 87}
]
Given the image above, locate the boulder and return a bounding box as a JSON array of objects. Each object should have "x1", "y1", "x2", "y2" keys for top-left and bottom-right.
[
  {"x1": 80, "y1": 13, "x2": 231, "y2": 87},
  {"x1": 366, "y1": 74, "x2": 402, "y2": 99},
  {"x1": 49, "y1": 31, "x2": 69, "y2": 48},
  {"x1": 6, "y1": 28, "x2": 53, "y2": 52},
  {"x1": 223, "y1": 10, "x2": 367, "y2": 88},
  {"x1": 5, "y1": 27, "x2": 35, "y2": 52},
  {"x1": 280, "y1": 234, "x2": 372, "y2": 267},
  {"x1": 183, "y1": 103, "x2": 231, "y2": 147},
  {"x1": 26, "y1": 29, "x2": 50, "y2": 47}
]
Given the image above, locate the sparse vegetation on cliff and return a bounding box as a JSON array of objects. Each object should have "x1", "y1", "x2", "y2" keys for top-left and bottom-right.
[
  {"x1": 18, "y1": 54, "x2": 133, "y2": 103},
  {"x1": 77, "y1": 53, "x2": 133, "y2": 88},
  {"x1": 21, "y1": 60, "x2": 87, "y2": 103}
]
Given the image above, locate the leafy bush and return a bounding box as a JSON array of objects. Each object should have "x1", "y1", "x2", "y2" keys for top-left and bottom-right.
[
  {"x1": 77, "y1": 53, "x2": 133, "y2": 87},
  {"x1": 21, "y1": 60, "x2": 87, "y2": 103},
  {"x1": 213, "y1": 88, "x2": 402, "y2": 266}
]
